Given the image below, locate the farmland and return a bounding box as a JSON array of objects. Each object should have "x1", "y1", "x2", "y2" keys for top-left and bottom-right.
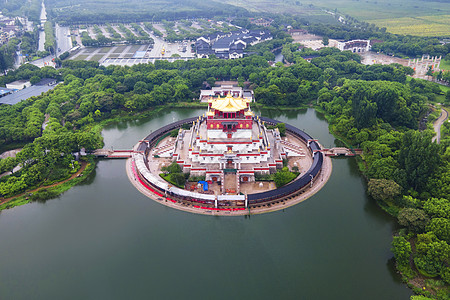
[
  {"x1": 224, "y1": 0, "x2": 450, "y2": 36},
  {"x1": 370, "y1": 15, "x2": 450, "y2": 37}
]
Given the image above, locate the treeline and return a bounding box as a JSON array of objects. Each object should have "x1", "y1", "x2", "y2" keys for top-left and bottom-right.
[
  {"x1": 144, "y1": 23, "x2": 162, "y2": 37},
  {"x1": 44, "y1": 21, "x2": 55, "y2": 53},
  {"x1": 81, "y1": 24, "x2": 154, "y2": 47},
  {"x1": 47, "y1": 0, "x2": 248, "y2": 25},
  {"x1": 1, "y1": 0, "x2": 40, "y2": 22}
]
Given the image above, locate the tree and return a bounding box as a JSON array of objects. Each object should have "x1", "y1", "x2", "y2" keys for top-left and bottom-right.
[
  {"x1": 322, "y1": 36, "x2": 329, "y2": 46},
  {"x1": 273, "y1": 167, "x2": 297, "y2": 188},
  {"x1": 276, "y1": 123, "x2": 286, "y2": 137},
  {"x1": 414, "y1": 232, "x2": 449, "y2": 276},
  {"x1": 30, "y1": 75, "x2": 41, "y2": 85},
  {"x1": 398, "y1": 131, "x2": 440, "y2": 191},
  {"x1": 391, "y1": 236, "x2": 412, "y2": 266},
  {"x1": 170, "y1": 173, "x2": 186, "y2": 187},
  {"x1": 427, "y1": 218, "x2": 450, "y2": 243},
  {"x1": 0, "y1": 51, "x2": 8, "y2": 74},
  {"x1": 423, "y1": 198, "x2": 450, "y2": 219},
  {"x1": 367, "y1": 179, "x2": 402, "y2": 202},
  {"x1": 398, "y1": 208, "x2": 429, "y2": 233}
]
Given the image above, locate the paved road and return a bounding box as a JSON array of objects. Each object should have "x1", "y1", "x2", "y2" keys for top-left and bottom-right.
[
  {"x1": 55, "y1": 23, "x2": 72, "y2": 55},
  {"x1": 432, "y1": 107, "x2": 449, "y2": 144}
]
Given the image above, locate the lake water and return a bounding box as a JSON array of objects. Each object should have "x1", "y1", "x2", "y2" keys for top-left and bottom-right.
[{"x1": 0, "y1": 108, "x2": 412, "y2": 299}]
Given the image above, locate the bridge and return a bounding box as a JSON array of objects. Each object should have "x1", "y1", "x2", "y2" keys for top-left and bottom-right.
[
  {"x1": 315, "y1": 147, "x2": 363, "y2": 157},
  {"x1": 92, "y1": 149, "x2": 134, "y2": 158}
]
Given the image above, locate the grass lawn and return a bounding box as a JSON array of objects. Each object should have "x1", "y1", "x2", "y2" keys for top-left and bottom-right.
[
  {"x1": 128, "y1": 44, "x2": 143, "y2": 52},
  {"x1": 98, "y1": 47, "x2": 113, "y2": 54},
  {"x1": 82, "y1": 47, "x2": 98, "y2": 53},
  {"x1": 72, "y1": 55, "x2": 89, "y2": 61},
  {"x1": 113, "y1": 45, "x2": 127, "y2": 53},
  {"x1": 440, "y1": 59, "x2": 450, "y2": 72},
  {"x1": 224, "y1": 0, "x2": 450, "y2": 36},
  {"x1": 89, "y1": 54, "x2": 106, "y2": 62},
  {"x1": 371, "y1": 15, "x2": 450, "y2": 37}
]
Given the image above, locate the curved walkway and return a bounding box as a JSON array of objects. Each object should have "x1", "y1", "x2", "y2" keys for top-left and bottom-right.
[
  {"x1": 126, "y1": 150, "x2": 332, "y2": 216},
  {"x1": 432, "y1": 107, "x2": 449, "y2": 144}
]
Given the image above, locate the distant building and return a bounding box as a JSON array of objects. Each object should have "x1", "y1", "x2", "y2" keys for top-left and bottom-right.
[
  {"x1": 195, "y1": 29, "x2": 272, "y2": 59},
  {"x1": 337, "y1": 40, "x2": 371, "y2": 53},
  {"x1": 288, "y1": 29, "x2": 308, "y2": 36},
  {"x1": 0, "y1": 78, "x2": 58, "y2": 106},
  {"x1": 249, "y1": 18, "x2": 273, "y2": 27},
  {"x1": 6, "y1": 80, "x2": 31, "y2": 90},
  {"x1": 199, "y1": 85, "x2": 254, "y2": 102}
]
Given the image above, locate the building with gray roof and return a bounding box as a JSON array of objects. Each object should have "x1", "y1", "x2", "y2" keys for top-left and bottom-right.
[
  {"x1": 0, "y1": 78, "x2": 58, "y2": 106},
  {"x1": 195, "y1": 29, "x2": 272, "y2": 59}
]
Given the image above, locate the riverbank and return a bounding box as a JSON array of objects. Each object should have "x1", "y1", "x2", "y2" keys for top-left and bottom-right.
[{"x1": 0, "y1": 158, "x2": 95, "y2": 211}]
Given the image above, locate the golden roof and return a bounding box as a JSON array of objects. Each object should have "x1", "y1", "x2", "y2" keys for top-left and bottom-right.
[{"x1": 210, "y1": 93, "x2": 249, "y2": 113}]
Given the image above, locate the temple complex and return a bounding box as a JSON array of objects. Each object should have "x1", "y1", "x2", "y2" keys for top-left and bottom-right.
[
  {"x1": 169, "y1": 93, "x2": 291, "y2": 185},
  {"x1": 131, "y1": 92, "x2": 329, "y2": 215}
]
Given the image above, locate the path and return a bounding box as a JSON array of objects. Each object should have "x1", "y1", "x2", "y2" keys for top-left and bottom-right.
[
  {"x1": 0, "y1": 161, "x2": 88, "y2": 206},
  {"x1": 126, "y1": 149, "x2": 333, "y2": 216},
  {"x1": 432, "y1": 107, "x2": 449, "y2": 144}
]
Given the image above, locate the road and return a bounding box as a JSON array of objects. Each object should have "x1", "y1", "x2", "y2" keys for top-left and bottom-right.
[
  {"x1": 38, "y1": 30, "x2": 45, "y2": 52},
  {"x1": 55, "y1": 23, "x2": 72, "y2": 55},
  {"x1": 30, "y1": 55, "x2": 56, "y2": 68},
  {"x1": 432, "y1": 107, "x2": 449, "y2": 144}
]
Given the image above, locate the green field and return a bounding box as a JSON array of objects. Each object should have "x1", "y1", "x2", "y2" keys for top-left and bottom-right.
[
  {"x1": 89, "y1": 54, "x2": 106, "y2": 62},
  {"x1": 72, "y1": 55, "x2": 89, "y2": 61},
  {"x1": 440, "y1": 59, "x2": 450, "y2": 72},
  {"x1": 371, "y1": 15, "x2": 450, "y2": 37},
  {"x1": 225, "y1": 0, "x2": 450, "y2": 36}
]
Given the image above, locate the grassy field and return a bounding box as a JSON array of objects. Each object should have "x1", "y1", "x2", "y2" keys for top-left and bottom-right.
[
  {"x1": 440, "y1": 59, "x2": 450, "y2": 72},
  {"x1": 72, "y1": 55, "x2": 89, "y2": 61},
  {"x1": 89, "y1": 54, "x2": 106, "y2": 62},
  {"x1": 224, "y1": 0, "x2": 450, "y2": 37},
  {"x1": 371, "y1": 15, "x2": 450, "y2": 37}
]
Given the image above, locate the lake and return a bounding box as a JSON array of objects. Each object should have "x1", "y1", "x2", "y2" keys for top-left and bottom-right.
[{"x1": 0, "y1": 108, "x2": 412, "y2": 299}]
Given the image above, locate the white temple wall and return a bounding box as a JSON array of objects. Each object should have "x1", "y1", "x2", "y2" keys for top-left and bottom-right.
[
  {"x1": 197, "y1": 142, "x2": 262, "y2": 154},
  {"x1": 188, "y1": 151, "x2": 271, "y2": 165},
  {"x1": 207, "y1": 130, "x2": 227, "y2": 139},
  {"x1": 207, "y1": 129, "x2": 252, "y2": 139},
  {"x1": 232, "y1": 130, "x2": 252, "y2": 139}
]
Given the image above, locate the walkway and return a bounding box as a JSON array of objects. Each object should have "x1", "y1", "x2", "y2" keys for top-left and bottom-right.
[
  {"x1": 126, "y1": 150, "x2": 333, "y2": 216},
  {"x1": 432, "y1": 107, "x2": 449, "y2": 144},
  {"x1": 319, "y1": 147, "x2": 362, "y2": 157},
  {"x1": 92, "y1": 149, "x2": 134, "y2": 158}
]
